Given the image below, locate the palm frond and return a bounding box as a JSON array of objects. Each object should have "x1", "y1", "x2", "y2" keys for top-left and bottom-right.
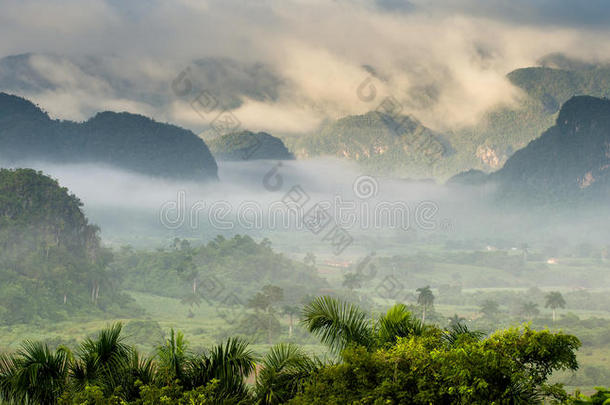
[
  {"x1": 376, "y1": 304, "x2": 425, "y2": 346},
  {"x1": 301, "y1": 296, "x2": 373, "y2": 352},
  {"x1": 443, "y1": 323, "x2": 485, "y2": 346},
  {"x1": 255, "y1": 343, "x2": 321, "y2": 405}
]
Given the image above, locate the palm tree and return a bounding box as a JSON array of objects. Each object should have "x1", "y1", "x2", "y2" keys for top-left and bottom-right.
[
  {"x1": 376, "y1": 304, "x2": 424, "y2": 347},
  {"x1": 545, "y1": 291, "x2": 566, "y2": 323},
  {"x1": 282, "y1": 305, "x2": 300, "y2": 339},
  {"x1": 301, "y1": 296, "x2": 424, "y2": 353},
  {"x1": 70, "y1": 323, "x2": 131, "y2": 395},
  {"x1": 447, "y1": 314, "x2": 466, "y2": 328},
  {"x1": 187, "y1": 337, "x2": 256, "y2": 400},
  {"x1": 416, "y1": 286, "x2": 434, "y2": 323},
  {"x1": 443, "y1": 323, "x2": 485, "y2": 346},
  {"x1": 520, "y1": 301, "x2": 540, "y2": 321},
  {"x1": 0, "y1": 341, "x2": 69, "y2": 405},
  {"x1": 254, "y1": 343, "x2": 320, "y2": 404},
  {"x1": 156, "y1": 328, "x2": 189, "y2": 385}
]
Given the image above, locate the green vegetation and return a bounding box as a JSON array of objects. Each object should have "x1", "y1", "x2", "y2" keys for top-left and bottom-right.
[
  {"x1": 0, "y1": 93, "x2": 218, "y2": 180},
  {"x1": 490, "y1": 96, "x2": 610, "y2": 203},
  {"x1": 208, "y1": 130, "x2": 294, "y2": 161},
  {"x1": 292, "y1": 111, "x2": 446, "y2": 179},
  {"x1": 0, "y1": 299, "x2": 587, "y2": 404},
  {"x1": 289, "y1": 59, "x2": 610, "y2": 181},
  {"x1": 115, "y1": 235, "x2": 326, "y2": 308},
  {"x1": 0, "y1": 168, "x2": 138, "y2": 324}
]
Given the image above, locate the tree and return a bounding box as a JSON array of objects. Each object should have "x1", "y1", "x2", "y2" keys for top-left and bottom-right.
[
  {"x1": 303, "y1": 252, "x2": 316, "y2": 266},
  {"x1": 342, "y1": 273, "x2": 363, "y2": 291},
  {"x1": 480, "y1": 299, "x2": 500, "y2": 319},
  {"x1": 301, "y1": 297, "x2": 424, "y2": 353},
  {"x1": 545, "y1": 291, "x2": 566, "y2": 322},
  {"x1": 254, "y1": 343, "x2": 320, "y2": 404},
  {"x1": 0, "y1": 341, "x2": 69, "y2": 405},
  {"x1": 70, "y1": 323, "x2": 132, "y2": 395},
  {"x1": 416, "y1": 286, "x2": 434, "y2": 323},
  {"x1": 520, "y1": 301, "x2": 540, "y2": 321},
  {"x1": 290, "y1": 326, "x2": 580, "y2": 404},
  {"x1": 447, "y1": 313, "x2": 466, "y2": 328},
  {"x1": 248, "y1": 285, "x2": 284, "y2": 344},
  {"x1": 282, "y1": 305, "x2": 300, "y2": 339}
]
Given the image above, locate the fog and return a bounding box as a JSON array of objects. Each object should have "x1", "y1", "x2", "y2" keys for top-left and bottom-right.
[
  {"x1": 3, "y1": 158, "x2": 609, "y2": 263},
  {"x1": 2, "y1": 0, "x2": 610, "y2": 137}
]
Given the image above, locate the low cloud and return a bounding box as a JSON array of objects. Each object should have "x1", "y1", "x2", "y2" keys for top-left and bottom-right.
[{"x1": 1, "y1": 0, "x2": 610, "y2": 134}]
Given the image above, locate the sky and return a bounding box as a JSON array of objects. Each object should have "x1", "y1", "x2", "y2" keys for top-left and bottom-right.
[{"x1": 1, "y1": 0, "x2": 610, "y2": 135}]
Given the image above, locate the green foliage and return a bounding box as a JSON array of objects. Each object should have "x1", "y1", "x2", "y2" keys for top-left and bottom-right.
[
  {"x1": 0, "y1": 93, "x2": 218, "y2": 180},
  {"x1": 0, "y1": 341, "x2": 69, "y2": 404},
  {"x1": 254, "y1": 343, "x2": 321, "y2": 405},
  {"x1": 291, "y1": 325, "x2": 580, "y2": 404},
  {"x1": 208, "y1": 130, "x2": 294, "y2": 161},
  {"x1": 293, "y1": 111, "x2": 446, "y2": 178},
  {"x1": 491, "y1": 96, "x2": 610, "y2": 204},
  {"x1": 0, "y1": 169, "x2": 139, "y2": 325},
  {"x1": 301, "y1": 296, "x2": 374, "y2": 353},
  {"x1": 116, "y1": 235, "x2": 326, "y2": 304},
  {"x1": 0, "y1": 302, "x2": 587, "y2": 404},
  {"x1": 569, "y1": 387, "x2": 610, "y2": 404}
]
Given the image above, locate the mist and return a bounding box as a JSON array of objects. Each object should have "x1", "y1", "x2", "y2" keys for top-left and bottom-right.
[
  {"x1": 3, "y1": 158, "x2": 608, "y2": 261},
  {"x1": 3, "y1": 0, "x2": 610, "y2": 136}
]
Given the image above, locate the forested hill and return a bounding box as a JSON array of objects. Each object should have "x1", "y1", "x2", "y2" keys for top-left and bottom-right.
[
  {"x1": 207, "y1": 130, "x2": 294, "y2": 161},
  {"x1": 489, "y1": 96, "x2": 610, "y2": 203},
  {"x1": 0, "y1": 168, "x2": 138, "y2": 323},
  {"x1": 0, "y1": 93, "x2": 218, "y2": 181},
  {"x1": 457, "y1": 58, "x2": 610, "y2": 173},
  {"x1": 292, "y1": 111, "x2": 447, "y2": 178}
]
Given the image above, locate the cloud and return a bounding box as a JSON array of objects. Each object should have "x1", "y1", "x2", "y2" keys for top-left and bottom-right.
[{"x1": 1, "y1": 0, "x2": 610, "y2": 134}]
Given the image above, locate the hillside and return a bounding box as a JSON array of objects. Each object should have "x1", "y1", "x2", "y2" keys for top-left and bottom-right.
[
  {"x1": 456, "y1": 59, "x2": 610, "y2": 173},
  {"x1": 293, "y1": 111, "x2": 447, "y2": 178},
  {"x1": 0, "y1": 93, "x2": 218, "y2": 181},
  {"x1": 207, "y1": 130, "x2": 294, "y2": 161},
  {"x1": 0, "y1": 168, "x2": 138, "y2": 323},
  {"x1": 489, "y1": 96, "x2": 610, "y2": 203}
]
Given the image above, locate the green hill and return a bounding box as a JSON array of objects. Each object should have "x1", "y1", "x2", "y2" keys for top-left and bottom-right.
[
  {"x1": 0, "y1": 93, "x2": 218, "y2": 181},
  {"x1": 293, "y1": 111, "x2": 447, "y2": 178},
  {"x1": 207, "y1": 130, "x2": 294, "y2": 161},
  {"x1": 455, "y1": 59, "x2": 610, "y2": 173},
  {"x1": 291, "y1": 58, "x2": 610, "y2": 181},
  {"x1": 0, "y1": 168, "x2": 138, "y2": 324},
  {"x1": 489, "y1": 96, "x2": 610, "y2": 204}
]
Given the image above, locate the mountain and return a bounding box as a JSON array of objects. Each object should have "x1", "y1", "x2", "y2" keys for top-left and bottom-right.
[
  {"x1": 489, "y1": 96, "x2": 610, "y2": 203},
  {"x1": 293, "y1": 111, "x2": 448, "y2": 178},
  {"x1": 207, "y1": 130, "x2": 294, "y2": 161},
  {"x1": 0, "y1": 168, "x2": 138, "y2": 323},
  {"x1": 0, "y1": 93, "x2": 218, "y2": 181},
  {"x1": 459, "y1": 57, "x2": 610, "y2": 172}
]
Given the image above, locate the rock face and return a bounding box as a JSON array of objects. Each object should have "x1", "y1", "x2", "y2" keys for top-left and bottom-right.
[
  {"x1": 0, "y1": 93, "x2": 218, "y2": 181},
  {"x1": 490, "y1": 96, "x2": 610, "y2": 203},
  {"x1": 294, "y1": 111, "x2": 446, "y2": 178},
  {"x1": 208, "y1": 130, "x2": 294, "y2": 161}
]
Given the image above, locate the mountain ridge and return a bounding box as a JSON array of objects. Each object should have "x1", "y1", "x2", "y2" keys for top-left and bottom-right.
[{"x1": 0, "y1": 92, "x2": 218, "y2": 181}]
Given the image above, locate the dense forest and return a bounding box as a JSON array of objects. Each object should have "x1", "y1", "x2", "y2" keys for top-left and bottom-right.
[
  {"x1": 292, "y1": 111, "x2": 446, "y2": 178},
  {"x1": 490, "y1": 96, "x2": 610, "y2": 203},
  {"x1": 207, "y1": 131, "x2": 294, "y2": 161},
  {"x1": 3, "y1": 298, "x2": 608, "y2": 404},
  {"x1": 0, "y1": 168, "x2": 138, "y2": 324},
  {"x1": 0, "y1": 93, "x2": 218, "y2": 181}
]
